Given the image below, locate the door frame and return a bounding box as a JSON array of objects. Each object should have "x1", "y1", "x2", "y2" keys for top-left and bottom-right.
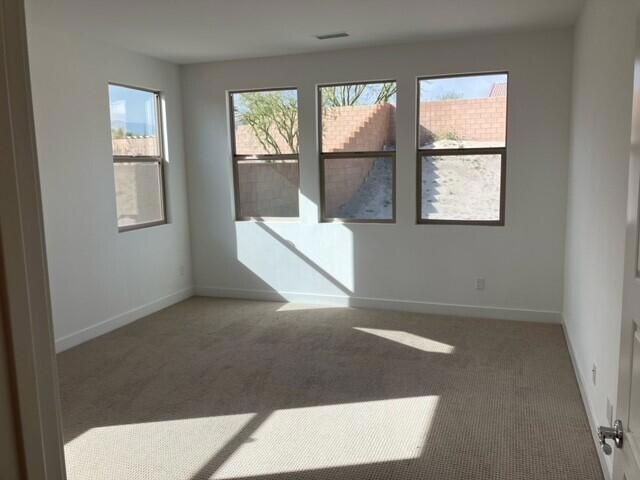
[
  {"x1": 613, "y1": 24, "x2": 640, "y2": 479},
  {"x1": 0, "y1": 0, "x2": 67, "y2": 477}
]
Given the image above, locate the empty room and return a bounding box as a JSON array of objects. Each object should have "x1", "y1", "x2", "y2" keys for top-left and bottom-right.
[{"x1": 3, "y1": 0, "x2": 640, "y2": 479}]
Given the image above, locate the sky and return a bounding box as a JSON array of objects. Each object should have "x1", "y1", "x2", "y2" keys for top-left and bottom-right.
[
  {"x1": 420, "y1": 73, "x2": 507, "y2": 101},
  {"x1": 232, "y1": 83, "x2": 397, "y2": 117},
  {"x1": 320, "y1": 82, "x2": 397, "y2": 106},
  {"x1": 109, "y1": 85, "x2": 158, "y2": 136},
  {"x1": 232, "y1": 75, "x2": 505, "y2": 116}
]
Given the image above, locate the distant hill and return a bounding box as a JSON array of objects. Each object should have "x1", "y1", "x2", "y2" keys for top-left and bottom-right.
[{"x1": 111, "y1": 120, "x2": 153, "y2": 136}]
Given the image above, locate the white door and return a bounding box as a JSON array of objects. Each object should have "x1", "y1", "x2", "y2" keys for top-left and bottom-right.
[{"x1": 612, "y1": 48, "x2": 640, "y2": 480}]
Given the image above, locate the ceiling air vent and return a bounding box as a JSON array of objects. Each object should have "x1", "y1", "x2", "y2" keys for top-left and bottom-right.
[{"x1": 315, "y1": 32, "x2": 349, "y2": 40}]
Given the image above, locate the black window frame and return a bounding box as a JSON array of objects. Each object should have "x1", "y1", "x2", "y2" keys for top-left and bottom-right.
[
  {"x1": 228, "y1": 87, "x2": 301, "y2": 221},
  {"x1": 318, "y1": 79, "x2": 397, "y2": 224},
  {"x1": 416, "y1": 71, "x2": 509, "y2": 226},
  {"x1": 109, "y1": 82, "x2": 167, "y2": 233}
]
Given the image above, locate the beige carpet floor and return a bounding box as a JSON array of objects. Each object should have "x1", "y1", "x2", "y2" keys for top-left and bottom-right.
[{"x1": 57, "y1": 297, "x2": 603, "y2": 480}]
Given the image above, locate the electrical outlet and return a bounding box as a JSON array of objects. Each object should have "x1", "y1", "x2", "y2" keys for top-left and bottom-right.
[
  {"x1": 475, "y1": 278, "x2": 485, "y2": 291},
  {"x1": 592, "y1": 364, "x2": 597, "y2": 385},
  {"x1": 607, "y1": 398, "x2": 613, "y2": 426}
]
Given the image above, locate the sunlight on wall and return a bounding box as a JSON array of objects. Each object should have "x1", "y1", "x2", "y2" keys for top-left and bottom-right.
[
  {"x1": 354, "y1": 327, "x2": 455, "y2": 354},
  {"x1": 235, "y1": 222, "x2": 355, "y2": 295},
  {"x1": 213, "y1": 396, "x2": 439, "y2": 479}
]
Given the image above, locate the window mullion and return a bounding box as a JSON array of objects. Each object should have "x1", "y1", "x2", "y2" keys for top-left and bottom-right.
[{"x1": 113, "y1": 156, "x2": 162, "y2": 163}]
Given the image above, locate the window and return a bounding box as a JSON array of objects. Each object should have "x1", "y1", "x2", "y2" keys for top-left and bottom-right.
[
  {"x1": 417, "y1": 73, "x2": 508, "y2": 225},
  {"x1": 109, "y1": 84, "x2": 166, "y2": 231},
  {"x1": 229, "y1": 88, "x2": 300, "y2": 220},
  {"x1": 319, "y1": 81, "x2": 396, "y2": 222}
]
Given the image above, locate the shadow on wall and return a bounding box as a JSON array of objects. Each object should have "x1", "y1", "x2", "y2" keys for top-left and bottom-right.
[
  {"x1": 229, "y1": 92, "x2": 509, "y2": 301},
  {"x1": 233, "y1": 219, "x2": 355, "y2": 299},
  {"x1": 253, "y1": 222, "x2": 352, "y2": 296},
  {"x1": 59, "y1": 141, "x2": 596, "y2": 479}
]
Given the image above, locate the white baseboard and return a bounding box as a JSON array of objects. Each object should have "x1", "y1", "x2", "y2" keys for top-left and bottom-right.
[
  {"x1": 194, "y1": 286, "x2": 561, "y2": 323},
  {"x1": 55, "y1": 287, "x2": 194, "y2": 352},
  {"x1": 561, "y1": 320, "x2": 611, "y2": 480}
]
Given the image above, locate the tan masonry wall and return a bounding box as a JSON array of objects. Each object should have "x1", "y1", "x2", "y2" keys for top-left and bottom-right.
[
  {"x1": 114, "y1": 163, "x2": 164, "y2": 226},
  {"x1": 235, "y1": 103, "x2": 395, "y2": 216},
  {"x1": 419, "y1": 96, "x2": 507, "y2": 145},
  {"x1": 232, "y1": 96, "x2": 505, "y2": 216},
  {"x1": 322, "y1": 103, "x2": 394, "y2": 215},
  {"x1": 112, "y1": 137, "x2": 159, "y2": 157},
  {"x1": 234, "y1": 126, "x2": 295, "y2": 155},
  {"x1": 323, "y1": 157, "x2": 376, "y2": 216},
  {"x1": 236, "y1": 161, "x2": 299, "y2": 217},
  {"x1": 321, "y1": 103, "x2": 395, "y2": 152}
]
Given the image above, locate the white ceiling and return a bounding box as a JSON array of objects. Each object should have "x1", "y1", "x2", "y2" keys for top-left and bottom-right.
[{"x1": 27, "y1": 0, "x2": 585, "y2": 64}]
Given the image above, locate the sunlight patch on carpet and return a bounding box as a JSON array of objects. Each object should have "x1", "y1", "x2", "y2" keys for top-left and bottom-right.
[
  {"x1": 64, "y1": 413, "x2": 256, "y2": 480},
  {"x1": 212, "y1": 396, "x2": 439, "y2": 479},
  {"x1": 354, "y1": 327, "x2": 455, "y2": 353},
  {"x1": 276, "y1": 303, "x2": 344, "y2": 312}
]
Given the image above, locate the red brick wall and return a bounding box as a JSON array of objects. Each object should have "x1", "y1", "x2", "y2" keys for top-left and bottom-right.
[{"x1": 418, "y1": 96, "x2": 507, "y2": 145}]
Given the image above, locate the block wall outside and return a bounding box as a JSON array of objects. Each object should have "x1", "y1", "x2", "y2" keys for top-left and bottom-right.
[
  {"x1": 112, "y1": 137, "x2": 158, "y2": 156},
  {"x1": 418, "y1": 96, "x2": 507, "y2": 145},
  {"x1": 322, "y1": 103, "x2": 394, "y2": 214},
  {"x1": 113, "y1": 163, "x2": 163, "y2": 226},
  {"x1": 232, "y1": 97, "x2": 505, "y2": 216},
  {"x1": 236, "y1": 161, "x2": 299, "y2": 217},
  {"x1": 235, "y1": 103, "x2": 395, "y2": 216},
  {"x1": 323, "y1": 157, "x2": 377, "y2": 216}
]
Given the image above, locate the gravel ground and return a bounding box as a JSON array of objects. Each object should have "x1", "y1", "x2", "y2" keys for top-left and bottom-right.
[
  {"x1": 335, "y1": 140, "x2": 501, "y2": 221},
  {"x1": 421, "y1": 140, "x2": 501, "y2": 221},
  {"x1": 337, "y1": 158, "x2": 393, "y2": 220},
  {"x1": 421, "y1": 154, "x2": 501, "y2": 221}
]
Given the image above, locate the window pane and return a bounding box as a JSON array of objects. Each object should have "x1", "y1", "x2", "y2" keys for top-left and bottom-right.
[
  {"x1": 232, "y1": 90, "x2": 299, "y2": 155},
  {"x1": 421, "y1": 154, "x2": 502, "y2": 222},
  {"x1": 114, "y1": 162, "x2": 164, "y2": 228},
  {"x1": 109, "y1": 85, "x2": 160, "y2": 157},
  {"x1": 419, "y1": 74, "x2": 507, "y2": 149},
  {"x1": 324, "y1": 156, "x2": 393, "y2": 220},
  {"x1": 320, "y1": 82, "x2": 396, "y2": 153},
  {"x1": 236, "y1": 160, "x2": 299, "y2": 218}
]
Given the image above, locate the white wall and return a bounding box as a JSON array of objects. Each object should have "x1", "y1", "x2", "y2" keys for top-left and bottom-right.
[
  {"x1": 26, "y1": 22, "x2": 193, "y2": 351},
  {"x1": 182, "y1": 29, "x2": 573, "y2": 321},
  {"x1": 563, "y1": 0, "x2": 637, "y2": 475}
]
